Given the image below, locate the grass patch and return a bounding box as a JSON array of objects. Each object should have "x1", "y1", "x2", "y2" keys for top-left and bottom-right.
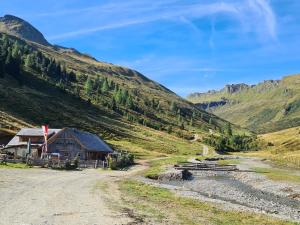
[
  {"x1": 218, "y1": 159, "x2": 241, "y2": 165},
  {"x1": 241, "y1": 150, "x2": 300, "y2": 169},
  {"x1": 144, "y1": 156, "x2": 188, "y2": 179},
  {"x1": 252, "y1": 126, "x2": 300, "y2": 168},
  {"x1": 0, "y1": 162, "x2": 29, "y2": 169},
  {"x1": 253, "y1": 167, "x2": 300, "y2": 184},
  {"x1": 120, "y1": 180, "x2": 298, "y2": 225}
]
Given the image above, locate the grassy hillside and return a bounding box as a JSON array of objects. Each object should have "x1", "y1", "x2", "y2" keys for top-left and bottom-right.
[
  {"x1": 187, "y1": 77, "x2": 300, "y2": 133},
  {"x1": 259, "y1": 126, "x2": 300, "y2": 167},
  {"x1": 0, "y1": 31, "x2": 239, "y2": 158},
  {"x1": 240, "y1": 126, "x2": 300, "y2": 168}
]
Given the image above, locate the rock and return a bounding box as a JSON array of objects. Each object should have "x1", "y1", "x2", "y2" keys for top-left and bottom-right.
[{"x1": 158, "y1": 168, "x2": 193, "y2": 181}]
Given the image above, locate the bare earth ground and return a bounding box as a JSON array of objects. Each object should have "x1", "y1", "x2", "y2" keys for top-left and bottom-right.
[
  {"x1": 1, "y1": 157, "x2": 300, "y2": 225},
  {"x1": 0, "y1": 165, "x2": 145, "y2": 225}
]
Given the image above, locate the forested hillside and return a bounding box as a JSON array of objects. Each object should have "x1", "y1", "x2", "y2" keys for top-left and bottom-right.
[{"x1": 0, "y1": 26, "x2": 239, "y2": 156}]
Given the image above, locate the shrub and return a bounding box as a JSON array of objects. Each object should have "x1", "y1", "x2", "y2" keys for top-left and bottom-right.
[
  {"x1": 203, "y1": 134, "x2": 258, "y2": 152},
  {"x1": 108, "y1": 151, "x2": 134, "y2": 170}
]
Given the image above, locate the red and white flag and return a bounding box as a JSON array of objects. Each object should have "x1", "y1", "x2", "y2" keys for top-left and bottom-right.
[
  {"x1": 42, "y1": 125, "x2": 48, "y2": 138},
  {"x1": 42, "y1": 125, "x2": 48, "y2": 153}
]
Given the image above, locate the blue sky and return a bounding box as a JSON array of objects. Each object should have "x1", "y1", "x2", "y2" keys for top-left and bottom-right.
[{"x1": 1, "y1": 0, "x2": 300, "y2": 96}]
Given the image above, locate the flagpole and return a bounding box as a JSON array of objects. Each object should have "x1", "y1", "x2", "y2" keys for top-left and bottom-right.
[{"x1": 42, "y1": 125, "x2": 48, "y2": 159}]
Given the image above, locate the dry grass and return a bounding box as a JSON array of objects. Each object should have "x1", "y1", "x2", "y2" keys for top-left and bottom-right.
[
  {"x1": 249, "y1": 126, "x2": 300, "y2": 168},
  {"x1": 253, "y1": 167, "x2": 300, "y2": 184}
]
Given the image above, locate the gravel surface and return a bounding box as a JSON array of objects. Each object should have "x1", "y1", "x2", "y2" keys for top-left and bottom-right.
[
  {"x1": 0, "y1": 168, "x2": 137, "y2": 225},
  {"x1": 148, "y1": 157, "x2": 300, "y2": 222}
]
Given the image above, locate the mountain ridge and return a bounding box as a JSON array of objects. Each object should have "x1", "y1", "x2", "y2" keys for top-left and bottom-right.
[
  {"x1": 187, "y1": 74, "x2": 300, "y2": 133},
  {"x1": 188, "y1": 80, "x2": 281, "y2": 99}
]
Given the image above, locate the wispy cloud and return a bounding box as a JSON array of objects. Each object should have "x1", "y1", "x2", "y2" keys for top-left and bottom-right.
[
  {"x1": 47, "y1": 1, "x2": 242, "y2": 41},
  {"x1": 239, "y1": 0, "x2": 277, "y2": 41},
  {"x1": 45, "y1": 0, "x2": 277, "y2": 42},
  {"x1": 48, "y1": 17, "x2": 157, "y2": 40}
]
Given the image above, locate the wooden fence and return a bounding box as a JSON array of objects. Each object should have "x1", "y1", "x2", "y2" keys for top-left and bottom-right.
[{"x1": 0, "y1": 158, "x2": 108, "y2": 169}]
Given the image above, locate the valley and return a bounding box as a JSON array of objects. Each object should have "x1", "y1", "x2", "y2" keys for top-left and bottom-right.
[{"x1": 0, "y1": 12, "x2": 300, "y2": 225}]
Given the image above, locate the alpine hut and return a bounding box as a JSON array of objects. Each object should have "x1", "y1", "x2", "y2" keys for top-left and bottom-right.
[{"x1": 3, "y1": 127, "x2": 113, "y2": 160}]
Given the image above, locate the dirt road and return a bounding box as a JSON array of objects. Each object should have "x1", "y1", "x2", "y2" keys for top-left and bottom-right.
[{"x1": 0, "y1": 166, "x2": 144, "y2": 225}]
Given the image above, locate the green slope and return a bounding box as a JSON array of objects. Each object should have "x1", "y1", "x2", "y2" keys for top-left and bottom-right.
[
  {"x1": 241, "y1": 126, "x2": 300, "y2": 168},
  {"x1": 187, "y1": 76, "x2": 300, "y2": 133},
  {"x1": 0, "y1": 17, "x2": 239, "y2": 157}
]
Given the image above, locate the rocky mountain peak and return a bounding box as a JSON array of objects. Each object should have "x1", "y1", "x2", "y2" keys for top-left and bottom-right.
[
  {"x1": 222, "y1": 83, "x2": 249, "y2": 94},
  {"x1": 0, "y1": 14, "x2": 50, "y2": 46}
]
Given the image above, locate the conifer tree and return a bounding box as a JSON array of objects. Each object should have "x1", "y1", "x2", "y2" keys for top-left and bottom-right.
[
  {"x1": 24, "y1": 54, "x2": 34, "y2": 68},
  {"x1": 102, "y1": 78, "x2": 109, "y2": 93},
  {"x1": 225, "y1": 122, "x2": 233, "y2": 136},
  {"x1": 126, "y1": 95, "x2": 134, "y2": 109},
  {"x1": 84, "y1": 77, "x2": 93, "y2": 96}
]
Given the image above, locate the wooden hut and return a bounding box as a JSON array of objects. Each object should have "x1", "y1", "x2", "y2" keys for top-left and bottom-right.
[
  {"x1": 3, "y1": 127, "x2": 113, "y2": 160},
  {"x1": 44, "y1": 128, "x2": 113, "y2": 160}
]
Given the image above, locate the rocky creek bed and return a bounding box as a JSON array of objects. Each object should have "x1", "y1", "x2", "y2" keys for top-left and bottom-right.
[{"x1": 141, "y1": 157, "x2": 300, "y2": 222}]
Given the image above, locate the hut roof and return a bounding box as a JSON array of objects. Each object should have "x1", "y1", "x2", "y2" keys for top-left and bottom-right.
[
  {"x1": 4, "y1": 128, "x2": 113, "y2": 153},
  {"x1": 17, "y1": 128, "x2": 61, "y2": 136},
  {"x1": 5, "y1": 128, "x2": 61, "y2": 148},
  {"x1": 48, "y1": 128, "x2": 113, "y2": 153}
]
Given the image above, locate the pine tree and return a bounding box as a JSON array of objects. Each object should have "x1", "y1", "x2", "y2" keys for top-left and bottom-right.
[
  {"x1": 225, "y1": 122, "x2": 233, "y2": 136},
  {"x1": 126, "y1": 95, "x2": 134, "y2": 109},
  {"x1": 114, "y1": 89, "x2": 123, "y2": 104},
  {"x1": 94, "y1": 75, "x2": 101, "y2": 90},
  {"x1": 84, "y1": 77, "x2": 93, "y2": 96},
  {"x1": 110, "y1": 98, "x2": 116, "y2": 110},
  {"x1": 24, "y1": 54, "x2": 34, "y2": 68},
  {"x1": 11, "y1": 42, "x2": 21, "y2": 59},
  {"x1": 102, "y1": 78, "x2": 109, "y2": 93}
]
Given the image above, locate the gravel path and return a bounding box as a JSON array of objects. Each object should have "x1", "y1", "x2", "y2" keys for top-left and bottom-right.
[
  {"x1": 150, "y1": 157, "x2": 300, "y2": 222},
  {"x1": 0, "y1": 167, "x2": 143, "y2": 225}
]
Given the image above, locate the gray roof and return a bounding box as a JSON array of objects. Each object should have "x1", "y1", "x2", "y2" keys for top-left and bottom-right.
[
  {"x1": 4, "y1": 127, "x2": 113, "y2": 153},
  {"x1": 70, "y1": 128, "x2": 113, "y2": 153},
  {"x1": 5, "y1": 128, "x2": 61, "y2": 148},
  {"x1": 17, "y1": 128, "x2": 61, "y2": 136}
]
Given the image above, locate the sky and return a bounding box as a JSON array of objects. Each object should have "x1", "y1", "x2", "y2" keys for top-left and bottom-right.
[{"x1": 1, "y1": 0, "x2": 300, "y2": 96}]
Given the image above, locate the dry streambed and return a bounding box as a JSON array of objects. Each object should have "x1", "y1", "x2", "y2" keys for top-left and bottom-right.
[{"x1": 145, "y1": 157, "x2": 300, "y2": 222}]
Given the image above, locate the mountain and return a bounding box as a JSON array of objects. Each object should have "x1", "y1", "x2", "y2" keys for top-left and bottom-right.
[
  {"x1": 0, "y1": 15, "x2": 238, "y2": 157},
  {"x1": 0, "y1": 15, "x2": 50, "y2": 46},
  {"x1": 187, "y1": 75, "x2": 300, "y2": 133}
]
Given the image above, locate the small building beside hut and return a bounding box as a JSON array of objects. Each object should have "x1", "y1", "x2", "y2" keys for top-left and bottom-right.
[{"x1": 2, "y1": 127, "x2": 113, "y2": 160}]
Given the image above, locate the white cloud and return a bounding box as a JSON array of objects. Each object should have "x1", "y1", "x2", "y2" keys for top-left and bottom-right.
[
  {"x1": 46, "y1": 0, "x2": 277, "y2": 43},
  {"x1": 48, "y1": 1, "x2": 240, "y2": 40},
  {"x1": 241, "y1": 0, "x2": 277, "y2": 40}
]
